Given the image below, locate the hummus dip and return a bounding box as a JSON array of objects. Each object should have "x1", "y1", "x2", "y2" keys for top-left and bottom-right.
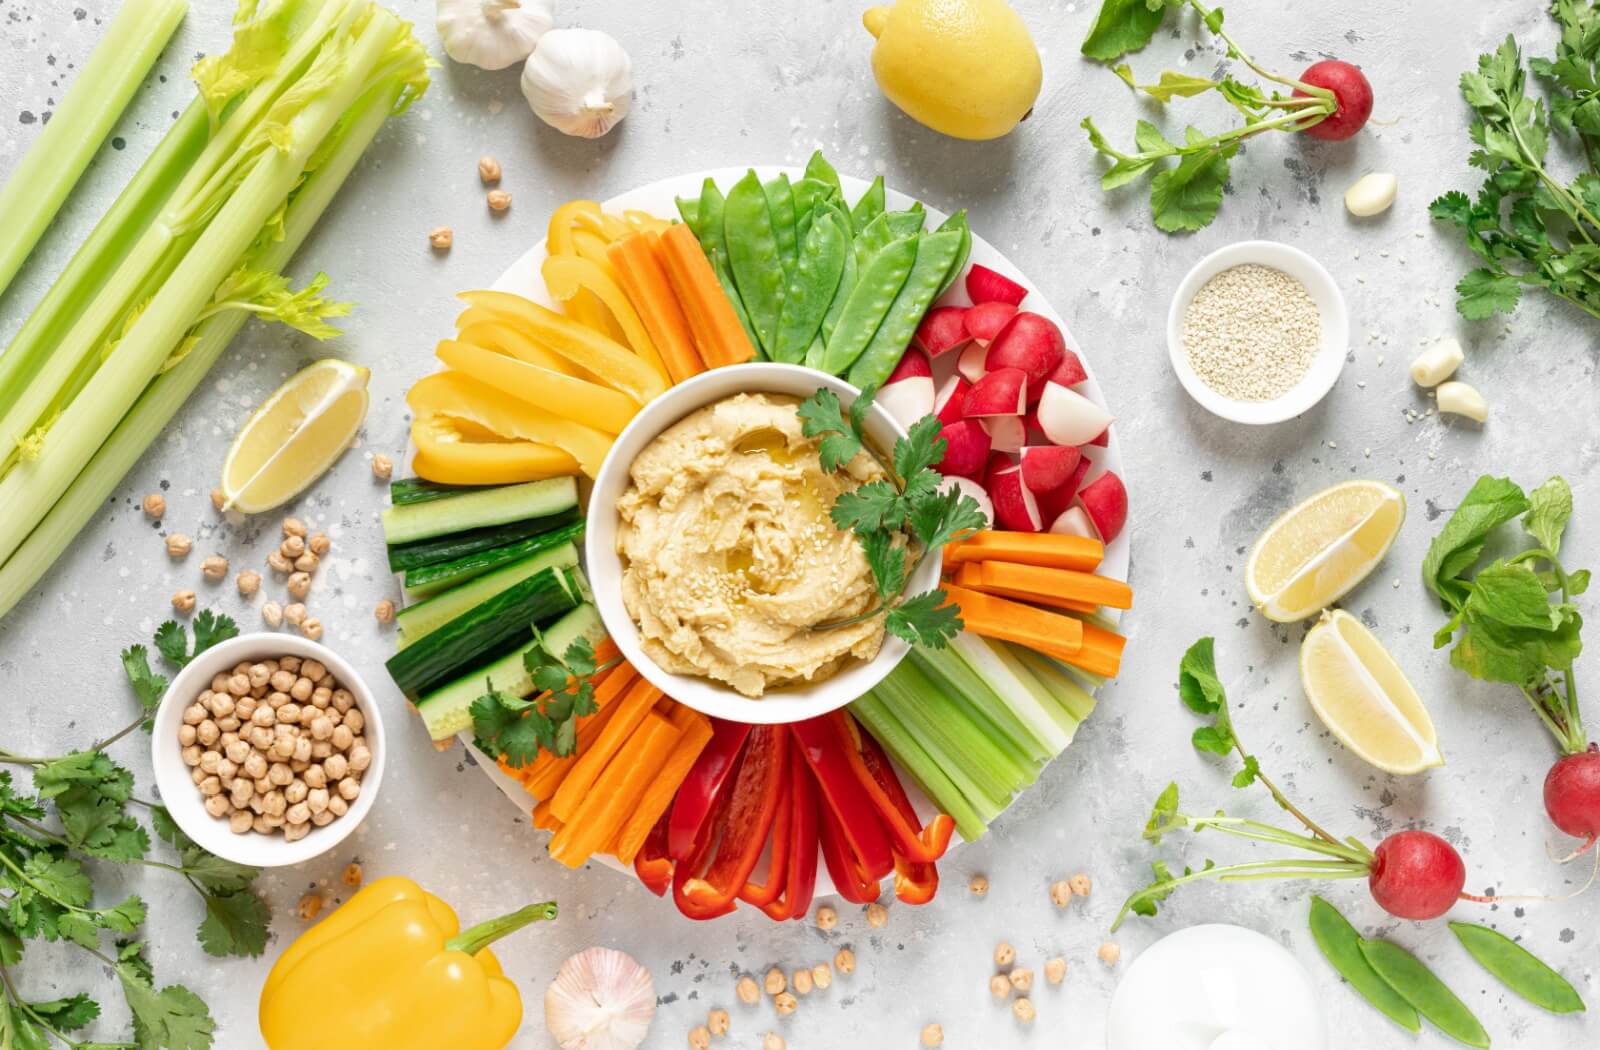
[{"x1": 616, "y1": 392, "x2": 887, "y2": 698}]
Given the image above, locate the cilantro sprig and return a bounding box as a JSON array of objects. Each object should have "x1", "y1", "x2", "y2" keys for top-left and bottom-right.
[
  {"x1": 0, "y1": 608, "x2": 265, "y2": 1050},
  {"x1": 471, "y1": 638, "x2": 615, "y2": 769},
  {"x1": 1425, "y1": 476, "x2": 1589, "y2": 755},
  {"x1": 798, "y1": 387, "x2": 987, "y2": 649}
]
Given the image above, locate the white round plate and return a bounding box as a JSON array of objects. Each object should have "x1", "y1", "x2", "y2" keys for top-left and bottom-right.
[{"x1": 412, "y1": 166, "x2": 1130, "y2": 900}]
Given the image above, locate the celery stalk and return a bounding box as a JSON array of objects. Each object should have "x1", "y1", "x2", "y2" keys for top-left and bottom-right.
[
  {"x1": 1015, "y1": 649, "x2": 1099, "y2": 724},
  {"x1": 880, "y1": 659, "x2": 1031, "y2": 797},
  {"x1": 909, "y1": 645, "x2": 1051, "y2": 764},
  {"x1": 871, "y1": 660, "x2": 1012, "y2": 819},
  {"x1": 951, "y1": 633, "x2": 1074, "y2": 753},
  {"x1": 0, "y1": 0, "x2": 187, "y2": 300},
  {"x1": 852, "y1": 694, "x2": 988, "y2": 842},
  {"x1": 0, "y1": 78, "x2": 409, "y2": 618}
]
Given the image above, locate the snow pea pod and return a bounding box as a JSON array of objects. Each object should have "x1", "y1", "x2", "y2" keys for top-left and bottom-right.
[
  {"x1": 817, "y1": 212, "x2": 859, "y2": 349},
  {"x1": 935, "y1": 209, "x2": 971, "y2": 297},
  {"x1": 773, "y1": 210, "x2": 849, "y2": 363},
  {"x1": 804, "y1": 150, "x2": 841, "y2": 198},
  {"x1": 763, "y1": 173, "x2": 799, "y2": 275},
  {"x1": 1308, "y1": 897, "x2": 1421, "y2": 1033},
  {"x1": 853, "y1": 213, "x2": 893, "y2": 270},
  {"x1": 818, "y1": 235, "x2": 917, "y2": 376},
  {"x1": 884, "y1": 204, "x2": 925, "y2": 241},
  {"x1": 851, "y1": 175, "x2": 886, "y2": 234},
  {"x1": 676, "y1": 197, "x2": 702, "y2": 235},
  {"x1": 848, "y1": 228, "x2": 963, "y2": 390},
  {"x1": 725, "y1": 170, "x2": 785, "y2": 355},
  {"x1": 694, "y1": 178, "x2": 761, "y2": 354},
  {"x1": 1358, "y1": 939, "x2": 1490, "y2": 1049},
  {"x1": 1450, "y1": 922, "x2": 1585, "y2": 1014},
  {"x1": 792, "y1": 177, "x2": 836, "y2": 243}
]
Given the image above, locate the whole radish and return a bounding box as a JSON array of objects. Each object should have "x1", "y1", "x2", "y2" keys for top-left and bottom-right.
[
  {"x1": 1294, "y1": 60, "x2": 1374, "y2": 140},
  {"x1": 1367, "y1": 831, "x2": 1467, "y2": 921},
  {"x1": 1545, "y1": 746, "x2": 1600, "y2": 853}
]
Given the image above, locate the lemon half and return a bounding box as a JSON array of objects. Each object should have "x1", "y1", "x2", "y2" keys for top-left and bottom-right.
[
  {"x1": 1301, "y1": 609, "x2": 1442, "y2": 775},
  {"x1": 1245, "y1": 479, "x2": 1405, "y2": 623},
  {"x1": 221, "y1": 358, "x2": 370, "y2": 514}
]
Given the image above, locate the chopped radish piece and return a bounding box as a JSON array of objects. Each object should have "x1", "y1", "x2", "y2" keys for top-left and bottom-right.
[
  {"x1": 1086, "y1": 426, "x2": 1109, "y2": 448},
  {"x1": 1019, "y1": 445, "x2": 1082, "y2": 493},
  {"x1": 982, "y1": 415, "x2": 1026, "y2": 453},
  {"x1": 1036, "y1": 382, "x2": 1114, "y2": 447},
  {"x1": 957, "y1": 342, "x2": 990, "y2": 384},
  {"x1": 937, "y1": 419, "x2": 991, "y2": 478},
  {"x1": 1036, "y1": 456, "x2": 1090, "y2": 521},
  {"x1": 985, "y1": 455, "x2": 1041, "y2": 532},
  {"x1": 1077, "y1": 471, "x2": 1127, "y2": 543},
  {"x1": 875, "y1": 349, "x2": 935, "y2": 430},
  {"x1": 1049, "y1": 506, "x2": 1098, "y2": 538},
  {"x1": 963, "y1": 301, "x2": 1017, "y2": 345},
  {"x1": 1049, "y1": 348, "x2": 1088, "y2": 388},
  {"x1": 966, "y1": 367, "x2": 1027, "y2": 417},
  {"x1": 940, "y1": 473, "x2": 994, "y2": 529},
  {"x1": 886, "y1": 347, "x2": 932, "y2": 383},
  {"x1": 965, "y1": 263, "x2": 1028, "y2": 307},
  {"x1": 987, "y1": 313, "x2": 1065, "y2": 390},
  {"x1": 934, "y1": 374, "x2": 970, "y2": 425},
  {"x1": 914, "y1": 306, "x2": 971, "y2": 356}
]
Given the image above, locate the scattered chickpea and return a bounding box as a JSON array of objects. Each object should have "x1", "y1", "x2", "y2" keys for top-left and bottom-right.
[
  {"x1": 1049, "y1": 879, "x2": 1074, "y2": 907},
  {"x1": 371, "y1": 453, "x2": 393, "y2": 480},
  {"x1": 969, "y1": 873, "x2": 989, "y2": 897},
  {"x1": 300, "y1": 618, "x2": 323, "y2": 641},
  {"x1": 287, "y1": 572, "x2": 311, "y2": 600},
  {"x1": 988, "y1": 973, "x2": 1011, "y2": 1000},
  {"x1": 1044, "y1": 957, "x2": 1067, "y2": 985},
  {"x1": 166, "y1": 533, "x2": 192, "y2": 558},
  {"x1": 374, "y1": 598, "x2": 395, "y2": 625},
  {"x1": 1009, "y1": 968, "x2": 1034, "y2": 995},
  {"x1": 1098, "y1": 941, "x2": 1121, "y2": 966},
  {"x1": 308, "y1": 532, "x2": 330, "y2": 557},
  {"x1": 171, "y1": 589, "x2": 197, "y2": 614},
  {"x1": 267, "y1": 550, "x2": 292, "y2": 574},
  {"x1": 341, "y1": 862, "x2": 363, "y2": 887},
  {"x1": 429, "y1": 226, "x2": 453, "y2": 250},
  {"x1": 237, "y1": 570, "x2": 261, "y2": 597},
  {"x1": 142, "y1": 492, "x2": 166, "y2": 518},
  {"x1": 920, "y1": 1023, "x2": 944, "y2": 1047},
  {"x1": 211, "y1": 487, "x2": 226, "y2": 512},
  {"x1": 772, "y1": 992, "x2": 797, "y2": 1017},
  {"x1": 735, "y1": 975, "x2": 760, "y2": 1006},
  {"x1": 707, "y1": 1008, "x2": 730, "y2": 1036},
  {"x1": 865, "y1": 902, "x2": 887, "y2": 928},
  {"x1": 994, "y1": 942, "x2": 1016, "y2": 968},
  {"x1": 297, "y1": 893, "x2": 323, "y2": 921},
  {"x1": 810, "y1": 962, "x2": 832, "y2": 990},
  {"x1": 201, "y1": 555, "x2": 228, "y2": 581},
  {"x1": 262, "y1": 601, "x2": 284, "y2": 628},
  {"x1": 687, "y1": 1025, "x2": 711, "y2": 1050},
  {"x1": 1012, "y1": 997, "x2": 1036, "y2": 1024},
  {"x1": 762, "y1": 1034, "x2": 784, "y2": 1050},
  {"x1": 763, "y1": 968, "x2": 785, "y2": 997},
  {"x1": 478, "y1": 155, "x2": 502, "y2": 184},
  {"x1": 293, "y1": 552, "x2": 319, "y2": 574},
  {"x1": 791, "y1": 968, "x2": 813, "y2": 996},
  {"x1": 833, "y1": 947, "x2": 854, "y2": 975},
  {"x1": 1069, "y1": 873, "x2": 1092, "y2": 897},
  {"x1": 814, "y1": 904, "x2": 837, "y2": 931},
  {"x1": 486, "y1": 188, "x2": 512, "y2": 212},
  {"x1": 282, "y1": 517, "x2": 307, "y2": 538},
  {"x1": 281, "y1": 535, "x2": 306, "y2": 559}
]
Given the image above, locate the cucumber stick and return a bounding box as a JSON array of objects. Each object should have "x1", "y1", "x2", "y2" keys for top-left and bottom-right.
[
  {"x1": 401, "y1": 519, "x2": 584, "y2": 600},
  {"x1": 538, "y1": 603, "x2": 606, "y2": 661},
  {"x1": 386, "y1": 510, "x2": 579, "y2": 573},
  {"x1": 381, "y1": 476, "x2": 577, "y2": 546},
  {"x1": 396, "y1": 543, "x2": 579, "y2": 649},
  {"x1": 389, "y1": 476, "x2": 490, "y2": 507}
]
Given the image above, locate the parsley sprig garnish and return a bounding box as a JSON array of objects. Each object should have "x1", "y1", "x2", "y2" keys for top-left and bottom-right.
[
  {"x1": 471, "y1": 638, "x2": 619, "y2": 768},
  {"x1": 0, "y1": 608, "x2": 267, "y2": 1050},
  {"x1": 797, "y1": 386, "x2": 988, "y2": 649}
]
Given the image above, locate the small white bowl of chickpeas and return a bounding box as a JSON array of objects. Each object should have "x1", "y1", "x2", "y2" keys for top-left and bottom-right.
[{"x1": 151, "y1": 633, "x2": 386, "y2": 867}]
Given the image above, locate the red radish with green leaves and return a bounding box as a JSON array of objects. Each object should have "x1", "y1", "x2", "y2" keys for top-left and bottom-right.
[{"x1": 1295, "y1": 60, "x2": 1374, "y2": 141}]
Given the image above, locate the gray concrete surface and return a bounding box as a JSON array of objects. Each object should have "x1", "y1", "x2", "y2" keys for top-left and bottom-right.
[{"x1": 2, "y1": 0, "x2": 1597, "y2": 1046}]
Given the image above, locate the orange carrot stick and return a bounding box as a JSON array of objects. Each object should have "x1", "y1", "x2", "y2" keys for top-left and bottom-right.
[
  {"x1": 523, "y1": 660, "x2": 637, "y2": 800},
  {"x1": 532, "y1": 797, "x2": 563, "y2": 832},
  {"x1": 548, "y1": 711, "x2": 680, "y2": 868},
  {"x1": 960, "y1": 560, "x2": 1132, "y2": 610},
  {"x1": 952, "y1": 563, "x2": 1099, "y2": 615},
  {"x1": 613, "y1": 705, "x2": 714, "y2": 865},
  {"x1": 943, "y1": 584, "x2": 1085, "y2": 661},
  {"x1": 608, "y1": 234, "x2": 705, "y2": 384},
  {"x1": 655, "y1": 224, "x2": 757, "y2": 368},
  {"x1": 944, "y1": 530, "x2": 1104, "y2": 572},
  {"x1": 1060, "y1": 618, "x2": 1127, "y2": 679},
  {"x1": 549, "y1": 676, "x2": 664, "y2": 823}
]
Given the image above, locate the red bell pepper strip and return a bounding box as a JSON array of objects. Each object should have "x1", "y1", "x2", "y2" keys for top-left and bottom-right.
[
  {"x1": 759, "y1": 738, "x2": 819, "y2": 921},
  {"x1": 792, "y1": 715, "x2": 895, "y2": 879},
  {"x1": 678, "y1": 726, "x2": 789, "y2": 913},
  {"x1": 854, "y1": 723, "x2": 940, "y2": 904},
  {"x1": 634, "y1": 811, "x2": 674, "y2": 897},
  {"x1": 673, "y1": 774, "x2": 738, "y2": 921},
  {"x1": 817, "y1": 795, "x2": 882, "y2": 904},
  {"x1": 832, "y1": 710, "x2": 955, "y2": 865},
  {"x1": 738, "y1": 764, "x2": 793, "y2": 909},
  {"x1": 669, "y1": 719, "x2": 752, "y2": 861}
]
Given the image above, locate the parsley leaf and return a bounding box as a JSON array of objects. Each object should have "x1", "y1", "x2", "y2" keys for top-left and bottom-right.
[
  {"x1": 797, "y1": 388, "x2": 861, "y2": 473},
  {"x1": 26, "y1": 994, "x2": 99, "y2": 1031},
  {"x1": 190, "y1": 611, "x2": 238, "y2": 659},
  {"x1": 152, "y1": 621, "x2": 188, "y2": 666},
  {"x1": 862, "y1": 531, "x2": 905, "y2": 602},
  {"x1": 472, "y1": 640, "x2": 608, "y2": 767},
  {"x1": 830, "y1": 479, "x2": 905, "y2": 537},
  {"x1": 148, "y1": 611, "x2": 240, "y2": 670},
  {"x1": 470, "y1": 688, "x2": 543, "y2": 768},
  {"x1": 884, "y1": 590, "x2": 963, "y2": 648},
  {"x1": 118, "y1": 964, "x2": 216, "y2": 1050},
  {"x1": 891, "y1": 415, "x2": 945, "y2": 485},
  {"x1": 196, "y1": 890, "x2": 270, "y2": 958},
  {"x1": 120, "y1": 645, "x2": 168, "y2": 716}
]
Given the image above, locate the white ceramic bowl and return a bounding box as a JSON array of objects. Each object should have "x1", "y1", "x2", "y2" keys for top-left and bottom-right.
[
  {"x1": 151, "y1": 633, "x2": 386, "y2": 867},
  {"x1": 1166, "y1": 240, "x2": 1349, "y2": 425},
  {"x1": 586, "y1": 362, "x2": 941, "y2": 725}
]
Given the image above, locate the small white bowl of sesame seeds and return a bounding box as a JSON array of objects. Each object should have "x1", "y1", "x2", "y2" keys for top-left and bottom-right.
[{"x1": 1166, "y1": 240, "x2": 1349, "y2": 425}]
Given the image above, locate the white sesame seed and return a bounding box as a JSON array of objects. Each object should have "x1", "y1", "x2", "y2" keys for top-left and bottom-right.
[{"x1": 1181, "y1": 264, "x2": 1321, "y2": 402}]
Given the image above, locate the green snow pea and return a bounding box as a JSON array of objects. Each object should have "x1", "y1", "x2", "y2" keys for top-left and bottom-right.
[
  {"x1": 935, "y1": 209, "x2": 971, "y2": 297},
  {"x1": 884, "y1": 204, "x2": 925, "y2": 241},
  {"x1": 851, "y1": 175, "x2": 886, "y2": 234},
  {"x1": 804, "y1": 150, "x2": 841, "y2": 198},
  {"x1": 1308, "y1": 897, "x2": 1421, "y2": 1033},
  {"x1": 853, "y1": 213, "x2": 893, "y2": 270},
  {"x1": 763, "y1": 173, "x2": 799, "y2": 274},
  {"x1": 1450, "y1": 923, "x2": 1585, "y2": 1015},
  {"x1": 816, "y1": 215, "x2": 859, "y2": 352},
  {"x1": 818, "y1": 234, "x2": 917, "y2": 375},
  {"x1": 725, "y1": 170, "x2": 785, "y2": 355},
  {"x1": 792, "y1": 177, "x2": 837, "y2": 243},
  {"x1": 1358, "y1": 939, "x2": 1490, "y2": 1049},
  {"x1": 847, "y1": 227, "x2": 963, "y2": 389},
  {"x1": 696, "y1": 178, "x2": 761, "y2": 354},
  {"x1": 676, "y1": 197, "x2": 702, "y2": 235},
  {"x1": 773, "y1": 210, "x2": 849, "y2": 362}
]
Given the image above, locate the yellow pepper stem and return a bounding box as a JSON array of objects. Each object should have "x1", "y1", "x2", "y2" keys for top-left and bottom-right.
[{"x1": 444, "y1": 901, "x2": 559, "y2": 956}]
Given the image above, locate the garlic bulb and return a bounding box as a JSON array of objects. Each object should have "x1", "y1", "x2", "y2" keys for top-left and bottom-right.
[
  {"x1": 521, "y1": 28, "x2": 633, "y2": 138},
  {"x1": 544, "y1": 947, "x2": 656, "y2": 1050},
  {"x1": 437, "y1": 0, "x2": 554, "y2": 71}
]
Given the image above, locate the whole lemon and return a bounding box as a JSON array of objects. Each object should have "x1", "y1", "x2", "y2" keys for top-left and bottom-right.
[{"x1": 863, "y1": 0, "x2": 1042, "y2": 141}]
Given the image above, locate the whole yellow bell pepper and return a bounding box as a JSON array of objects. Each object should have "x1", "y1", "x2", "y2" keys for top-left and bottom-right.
[{"x1": 259, "y1": 876, "x2": 557, "y2": 1050}]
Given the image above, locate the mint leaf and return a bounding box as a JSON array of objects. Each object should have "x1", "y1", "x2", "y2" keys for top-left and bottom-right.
[{"x1": 1524, "y1": 476, "x2": 1573, "y2": 556}]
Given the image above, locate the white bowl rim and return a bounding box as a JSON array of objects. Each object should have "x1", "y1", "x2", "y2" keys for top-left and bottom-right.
[
  {"x1": 1165, "y1": 239, "x2": 1349, "y2": 426},
  {"x1": 149, "y1": 632, "x2": 386, "y2": 868},
  {"x1": 585, "y1": 361, "x2": 942, "y2": 725}
]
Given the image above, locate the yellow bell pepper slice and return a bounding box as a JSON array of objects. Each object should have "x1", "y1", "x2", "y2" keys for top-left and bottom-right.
[
  {"x1": 541, "y1": 254, "x2": 668, "y2": 382},
  {"x1": 438, "y1": 337, "x2": 639, "y2": 434},
  {"x1": 409, "y1": 370, "x2": 610, "y2": 478},
  {"x1": 548, "y1": 199, "x2": 601, "y2": 255},
  {"x1": 410, "y1": 413, "x2": 580, "y2": 486},
  {"x1": 624, "y1": 208, "x2": 671, "y2": 233},
  {"x1": 455, "y1": 308, "x2": 577, "y2": 375},
  {"x1": 458, "y1": 289, "x2": 669, "y2": 405}
]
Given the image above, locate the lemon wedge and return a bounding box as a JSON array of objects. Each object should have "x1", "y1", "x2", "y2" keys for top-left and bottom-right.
[
  {"x1": 1245, "y1": 479, "x2": 1405, "y2": 622},
  {"x1": 221, "y1": 358, "x2": 369, "y2": 513},
  {"x1": 1301, "y1": 609, "x2": 1442, "y2": 774}
]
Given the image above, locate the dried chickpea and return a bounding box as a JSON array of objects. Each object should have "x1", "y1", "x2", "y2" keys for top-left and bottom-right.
[
  {"x1": 336, "y1": 777, "x2": 359, "y2": 802},
  {"x1": 286, "y1": 571, "x2": 311, "y2": 600},
  {"x1": 989, "y1": 973, "x2": 1011, "y2": 999},
  {"x1": 237, "y1": 570, "x2": 261, "y2": 596},
  {"x1": 810, "y1": 962, "x2": 832, "y2": 990},
  {"x1": 921, "y1": 1023, "x2": 944, "y2": 1047},
  {"x1": 166, "y1": 533, "x2": 192, "y2": 558},
  {"x1": 371, "y1": 453, "x2": 393, "y2": 480},
  {"x1": 297, "y1": 893, "x2": 322, "y2": 921},
  {"x1": 203, "y1": 794, "x2": 229, "y2": 817},
  {"x1": 142, "y1": 492, "x2": 166, "y2": 518},
  {"x1": 763, "y1": 1035, "x2": 784, "y2": 1050},
  {"x1": 735, "y1": 975, "x2": 760, "y2": 1005},
  {"x1": 229, "y1": 810, "x2": 253, "y2": 834},
  {"x1": 429, "y1": 226, "x2": 453, "y2": 250},
  {"x1": 284, "y1": 603, "x2": 306, "y2": 626},
  {"x1": 1050, "y1": 879, "x2": 1073, "y2": 907},
  {"x1": 211, "y1": 487, "x2": 226, "y2": 512},
  {"x1": 374, "y1": 598, "x2": 396, "y2": 625},
  {"x1": 772, "y1": 992, "x2": 797, "y2": 1017},
  {"x1": 706, "y1": 1008, "x2": 729, "y2": 1036},
  {"x1": 1044, "y1": 957, "x2": 1067, "y2": 985},
  {"x1": 309, "y1": 533, "x2": 330, "y2": 557},
  {"x1": 688, "y1": 1026, "x2": 711, "y2": 1050},
  {"x1": 477, "y1": 155, "x2": 501, "y2": 184},
  {"x1": 791, "y1": 968, "x2": 813, "y2": 996},
  {"x1": 1069, "y1": 873, "x2": 1092, "y2": 897},
  {"x1": 172, "y1": 589, "x2": 197, "y2": 613},
  {"x1": 341, "y1": 863, "x2": 363, "y2": 887},
  {"x1": 763, "y1": 968, "x2": 785, "y2": 997},
  {"x1": 201, "y1": 555, "x2": 228, "y2": 580},
  {"x1": 178, "y1": 725, "x2": 198, "y2": 747},
  {"x1": 969, "y1": 873, "x2": 989, "y2": 897},
  {"x1": 1098, "y1": 941, "x2": 1121, "y2": 966},
  {"x1": 1009, "y1": 968, "x2": 1034, "y2": 994},
  {"x1": 282, "y1": 517, "x2": 307, "y2": 538},
  {"x1": 833, "y1": 947, "x2": 854, "y2": 975},
  {"x1": 486, "y1": 188, "x2": 511, "y2": 212},
  {"x1": 1012, "y1": 997, "x2": 1036, "y2": 1023},
  {"x1": 865, "y1": 902, "x2": 887, "y2": 927},
  {"x1": 995, "y1": 942, "x2": 1016, "y2": 968},
  {"x1": 814, "y1": 904, "x2": 837, "y2": 931}
]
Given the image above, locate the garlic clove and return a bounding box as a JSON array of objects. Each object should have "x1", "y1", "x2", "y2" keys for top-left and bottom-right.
[
  {"x1": 437, "y1": 0, "x2": 554, "y2": 72},
  {"x1": 1344, "y1": 172, "x2": 1397, "y2": 217},
  {"x1": 544, "y1": 946, "x2": 656, "y2": 1050},
  {"x1": 521, "y1": 27, "x2": 633, "y2": 138},
  {"x1": 1436, "y1": 380, "x2": 1488, "y2": 423},
  {"x1": 1408, "y1": 337, "x2": 1464, "y2": 388}
]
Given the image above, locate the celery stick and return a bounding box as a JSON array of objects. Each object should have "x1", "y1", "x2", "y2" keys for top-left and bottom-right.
[
  {"x1": 873, "y1": 659, "x2": 1014, "y2": 817},
  {"x1": 852, "y1": 694, "x2": 987, "y2": 842},
  {"x1": 0, "y1": 0, "x2": 187, "y2": 300},
  {"x1": 0, "y1": 78, "x2": 409, "y2": 618},
  {"x1": 1016, "y1": 649, "x2": 1099, "y2": 724},
  {"x1": 905, "y1": 651, "x2": 1039, "y2": 784},
  {"x1": 951, "y1": 633, "x2": 1074, "y2": 754},
  {"x1": 910, "y1": 645, "x2": 1051, "y2": 764},
  {"x1": 889, "y1": 663, "x2": 1032, "y2": 797}
]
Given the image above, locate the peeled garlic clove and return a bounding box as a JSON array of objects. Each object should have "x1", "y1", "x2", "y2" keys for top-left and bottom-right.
[
  {"x1": 545, "y1": 946, "x2": 656, "y2": 1050},
  {"x1": 1409, "y1": 337, "x2": 1464, "y2": 387},
  {"x1": 1344, "y1": 172, "x2": 1397, "y2": 217},
  {"x1": 522, "y1": 28, "x2": 633, "y2": 138},
  {"x1": 1436, "y1": 380, "x2": 1488, "y2": 422}
]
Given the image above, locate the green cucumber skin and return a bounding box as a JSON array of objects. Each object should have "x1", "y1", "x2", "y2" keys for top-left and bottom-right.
[
  {"x1": 396, "y1": 542, "x2": 579, "y2": 648},
  {"x1": 386, "y1": 508, "x2": 579, "y2": 573},
  {"x1": 401, "y1": 520, "x2": 584, "y2": 598},
  {"x1": 417, "y1": 638, "x2": 542, "y2": 741},
  {"x1": 389, "y1": 477, "x2": 491, "y2": 506},
  {"x1": 381, "y1": 476, "x2": 576, "y2": 546}
]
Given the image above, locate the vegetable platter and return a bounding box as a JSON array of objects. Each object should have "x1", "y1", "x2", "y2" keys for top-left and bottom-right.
[{"x1": 386, "y1": 160, "x2": 1132, "y2": 911}]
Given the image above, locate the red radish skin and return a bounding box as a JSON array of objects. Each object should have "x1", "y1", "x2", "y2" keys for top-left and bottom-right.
[
  {"x1": 886, "y1": 347, "x2": 932, "y2": 383},
  {"x1": 876, "y1": 349, "x2": 935, "y2": 430},
  {"x1": 965, "y1": 263, "x2": 1028, "y2": 306},
  {"x1": 1087, "y1": 427, "x2": 1109, "y2": 448},
  {"x1": 966, "y1": 367, "x2": 1028, "y2": 416},
  {"x1": 1048, "y1": 348, "x2": 1088, "y2": 389},
  {"x1": 1076, "y1": 470, "x2": 1127, "y2": 543},
  {"x1": 985, "y1": 455, "x2": 1041, "y2": 532},
  {"x1": 1295, "y1": 60, "x2": 1374, "y2": 142},
  {"x1": 1020, "y1": 445, "x2": 1082, "y2": 493},
  {"x1": 957, "y1": 342, "x2": 990, "y2": 384},
  {"x1": 981, "y1": 415, "x2": 1026, "y2": 453},
  {"x1": 1367, "y1": 830, "x2": 1466, "y2": 921},
  {"x1": 937, "y1": 420, "x2": 992, "y2": 478},
  {"x1": 1039, "y1": 457, "x2": 1093, "y2": 526},
  {"x1": 915, "y1": 305, "x2": 971, "y2": 356},
  {"x1": 1048, "y1": 505, "x2": 1097, "y2": 538},
  {"x1": 988, "y1": 313, "x2": 1066, "y2": 390},
  {"x1": 934, "y1": 374, "x2": 971, "y2": 425},
  {"x1": 964, "y1": 301, "x2": 1018, "y2": 345},
  {"x1": 1544, "y1": 746, "x2": 1600, "y2": 852}
]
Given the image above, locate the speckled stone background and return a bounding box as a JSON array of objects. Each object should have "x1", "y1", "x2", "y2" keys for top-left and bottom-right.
[{"x1": 3, "y1": 0, "x2": 1598, "y2": 1047}]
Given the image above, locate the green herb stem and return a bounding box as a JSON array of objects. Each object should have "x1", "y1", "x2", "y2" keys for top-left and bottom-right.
[
  {"x1": 1113, "y1": 855, "x2": 1368, "y2": 931},
  {"x1": 1185, "y1": 0, "x2": 1333, "y2": 102}
]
